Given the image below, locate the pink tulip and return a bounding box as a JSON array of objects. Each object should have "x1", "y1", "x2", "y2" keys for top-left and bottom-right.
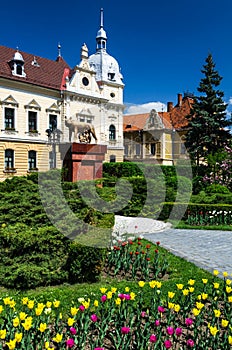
[
  {"x1": 175, "y1": 327, "x2": 182, "y2": 336},
  {"x1": 155, "y1": 319, "x2": 160, "y2": 326},
  {"x1": 185, "y1": 318, "x2": 194, "y2": 326},
  {"x1": 149, "y1": 334, "x2": 157, "y2": 343},
  {"x1": 121, "y1": 326, "x2": 130, "y2": 334},
  {"x1": 164, "y1": 340, "x2": 172, "y2": 349},
  {"x1": 187, "y1": 339, "x2": 195, "y2": 347},
  {"x1": 166, "y1": 326, "x2": 174, "y2": 335},
  {"x1": 66, "y1": 338, "x2": 75, "y2": 348},
  {"x1": 101, "y1": 295, "x2": 107, "y2": 302},
  {"x1": 79, "y1": 305, "x2": 85, "y2": 312},
  {"x1": 158, "y1": 306, "x2": 165, "y2": 313},
  {"x1": 69, "y1": 327, "x2": 77, "y2": 335},
  {"x1": 90, "y1": 314, "x2": 98, "y2": 322}
]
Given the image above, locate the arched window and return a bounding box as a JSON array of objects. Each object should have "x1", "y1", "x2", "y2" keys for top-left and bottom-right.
[
  {"x1": 28, "y1": 150, "x2": 37, "y2": 170},
  {"x1": 110, "y1": 155, "x2": 116, "y2": 162},
  {"x1": 5, "y1": 149, "x2": 14, "y2": 169},
  {"x1": 109, "y1": 124, "x2": 116, "y2": 140}
]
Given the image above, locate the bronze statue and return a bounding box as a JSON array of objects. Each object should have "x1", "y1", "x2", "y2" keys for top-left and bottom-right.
[{"x1": 65, "y1": 117, "x2": 98, "y2": 143}]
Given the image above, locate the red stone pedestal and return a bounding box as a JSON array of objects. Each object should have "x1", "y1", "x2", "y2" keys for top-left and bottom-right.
[{"x1": 62, "y1": 143, "x2": 107, "y2": 182}]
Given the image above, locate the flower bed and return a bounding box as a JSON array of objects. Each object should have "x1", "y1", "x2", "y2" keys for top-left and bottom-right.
[{"x1": 0, "y1": 269, "x2": 231, "y2": 349}]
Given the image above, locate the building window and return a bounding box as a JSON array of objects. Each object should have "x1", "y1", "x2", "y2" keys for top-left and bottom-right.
[
  {"x1": 109, "y1": 124, "x2": 116, "y2": 140},
  {"x1": 49, "y1": 114, "x2": 57, "y2": 131},
  {"x1": 5, "y1": 108, "x2": 15, "y2": 129},
  {"x1": 135, "y1": 143, "x2": 141, "y2": 156},
  {"x1": 151, "y1": 143, "x2": 156, "y2": 155},
  {"x1": 28, "y1": 150, "x2": 37, "y2": 170},
  {"x1": 5, "y1": 149, "x2": 14, "y2": 169},
  {"x1": 28, "y1": 111, "x2": 37, "y2": 132},
  {"x1": 110, "y1": 155, "x2": 116, "y2": 162},
  {"x1": 124, "y1": 144, "x2": 128, "y2": 156}
]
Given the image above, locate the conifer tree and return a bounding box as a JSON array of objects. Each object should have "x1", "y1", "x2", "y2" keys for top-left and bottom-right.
[{"x1": 185, "y1": 53, "x2": 231, "y2": 167}]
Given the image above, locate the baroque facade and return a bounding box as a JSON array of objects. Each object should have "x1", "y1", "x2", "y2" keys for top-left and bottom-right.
[
  {"x1": 123, "y1": 93, "x2": 193, "y2": 165},
  {"x1": 0, "y1": 9, "x2": 124, "y2": 181}
]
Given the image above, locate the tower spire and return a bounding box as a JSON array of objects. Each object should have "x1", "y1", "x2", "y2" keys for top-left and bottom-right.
[
  {"x1": 100, "y1": 8, "x2": 104, "y2": 28},
  {"x1": 96, "y1": 8, "x2": 107, "y2": 52}
]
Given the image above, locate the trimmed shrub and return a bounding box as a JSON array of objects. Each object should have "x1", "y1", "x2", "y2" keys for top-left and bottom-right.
[{"x1": 0, "y1": 224, "x2": 105, "y2": 290}]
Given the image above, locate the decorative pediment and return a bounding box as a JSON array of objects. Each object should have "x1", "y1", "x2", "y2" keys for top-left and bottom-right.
[
  {"x1": 24, "y1": 99, "x2": 41, "y2": 111},
  {"x1": 1, "y1": 95, "x2": 19, "y2": 107},
  {"x1": 144, "y1": 109, "x2": 164, "y2": 130},
  {"x1": 46, "y1": 103, "x2": 60, "y2": 114},
  {"x1": 78, "y1": 108, "x2": 93, "y2": 117}
]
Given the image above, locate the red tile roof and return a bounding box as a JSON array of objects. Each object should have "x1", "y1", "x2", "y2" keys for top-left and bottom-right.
[
  {"x1": 0, "y1": 45, "x2": 70, "y2": 90},
  {"x1": 124, "y1": 95, "x2": 194, "y2": 132}
]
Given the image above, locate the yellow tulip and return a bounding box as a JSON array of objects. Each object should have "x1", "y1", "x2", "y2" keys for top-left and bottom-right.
[
  {"x1": 70, "y1": 307, "x2": 78, "y2": 316},
  {"x1": 138, "y1": 281, "x2": 145, "y2": 287},
  {"x1": 188, "y1": 279, "x2": 195, "y2": 286},
  {"x1": 53, "y1": 333, "x2": 63, "y2": 343},
  {"x1": 168, "y1": 291, "x2": 175, "y2": 299},
  {"x1": 53, "y1": 300, "x2": 60, "y2": 308},
  {"x1": 13, "y1": 317, "x2": 20, "y2": 327},
  {"x1": 176, "y1": 284, "x2": 184, "y2": 290},
  {"x1": 214, "y1": 309, "x2": 221, "y2": 318},
  {"x1": 38, "y1": 323, "x2": 47, "y2": 332},
  {"x1": 6, "y1": 339, "x2": 16, "y2": 350},
  {"x1": 0, "y1": 329, "x2": 6, "y2": 339},
  {"x1": 221, "y1": 319, "x2": 229, "y2": 328},
  {"x1": 14, "y1": 332, "x2": 22, "y2": 343},
  {"x1": 68, "y1": 318, "x2": 75, "y2": 326}
]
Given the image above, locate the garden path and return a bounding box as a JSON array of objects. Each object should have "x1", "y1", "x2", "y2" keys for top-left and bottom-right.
[{"x1": 114, "y1": 216, "x2": 232, "y2": 277}]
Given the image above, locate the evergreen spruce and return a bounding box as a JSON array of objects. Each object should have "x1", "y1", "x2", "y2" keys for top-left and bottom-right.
[{"x1": 185, "y1": 53, "x2": 232, "y2": 168}]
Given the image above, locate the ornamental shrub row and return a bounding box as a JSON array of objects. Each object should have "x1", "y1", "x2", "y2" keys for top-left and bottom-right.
[
  {"x1": 158, "y1": 202, "x2": 232, "y2": 223},
  {"x1": 0, "y1": 224, "x2": 106, "y2": 290}
]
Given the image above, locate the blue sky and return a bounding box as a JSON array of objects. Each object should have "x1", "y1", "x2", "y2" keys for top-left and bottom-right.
[{"x1": 1, "y1": 0, "x2": 232, "y2": 115}]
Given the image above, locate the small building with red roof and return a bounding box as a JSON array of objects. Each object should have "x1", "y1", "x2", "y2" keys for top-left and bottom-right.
[{"x1": 123, "y1": 93, "x2": 193, "y2": 164}]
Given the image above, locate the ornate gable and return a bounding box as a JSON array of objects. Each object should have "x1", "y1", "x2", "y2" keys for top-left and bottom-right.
[
  {"x1": 1, "y1": 95, "x2": 19, "y2": 107},
  {"x1": 24, "y1": 99, "x2": 41, "y2": 111}
]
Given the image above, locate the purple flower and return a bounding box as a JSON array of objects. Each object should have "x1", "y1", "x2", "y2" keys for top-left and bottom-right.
[
  {"x1": 66, "y1": 338, "x2": 75, "y2": 348},
  {"x1": 79, "y1": 305, "x2": 85, "y2": 312},
  {"x1": 187, "y1": 339, "x2": 195, "y2": 347},
  {"x1": 166, "y1": 326, "x2": 174, "y2": 335},
  {"x1": 90, "y1": 314, "x2": 98, "y2": 322},
  {"x1": 155, "y1": 319, "x2": 160, "y2": 326},
  {"x1": 70, "y1": 327, "x2": 77, "y2": 335},
  {"x1": 94, "y1": 348, "x2": 104, "y2": 350},
  {"x1": 164, "y1": 340, "x2": 172, "y2": 349},
  {"x1": 121, "y1": 326, "x2": 130, "y2": 334},
  {"x1": 158, "y1": 306, "x2": 165, "y2": 313},
  {"x1": 101, "y1": 295, "x2": 107, "y2": 302},
  {"x1": 185, "y1": 318, "x2": 194, "y2": 327},
  {"x1": 124, "y1": 294, "x2": 131, "y2": 300},
  {"x1": 149, "y1": 334, "x2": 157, "y2": 343},
  {"x1": 175, "y1": 327, "x2": 182, "y2": 336}
]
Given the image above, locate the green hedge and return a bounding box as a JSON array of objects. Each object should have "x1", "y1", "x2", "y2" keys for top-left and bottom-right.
[
  {"x1": 0, "y1": 224, "x2": 106, "y2": 290},
  {"x1": 159, "y1": 202, "x2": 232, "y2": 222}
]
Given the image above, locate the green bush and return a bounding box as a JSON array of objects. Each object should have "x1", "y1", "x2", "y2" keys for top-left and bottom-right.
[{"x1": 0, "y1": 224, "x2": 105, "y2": 290}]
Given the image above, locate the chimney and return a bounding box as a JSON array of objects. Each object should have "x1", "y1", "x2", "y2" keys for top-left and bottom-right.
[
  {"x1": 167, "y1": 102, "x2": 173, "y2": 112},
  {"x1": 178, "y1": 93, "x2": 182, "y2": 106}
]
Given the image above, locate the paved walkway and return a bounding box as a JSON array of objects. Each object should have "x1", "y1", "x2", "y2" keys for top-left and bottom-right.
[{"x1": 113, "y1": 216, "x2": 232, "y2": 276}]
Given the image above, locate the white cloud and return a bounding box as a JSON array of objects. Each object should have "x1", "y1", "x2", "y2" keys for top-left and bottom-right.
[
  {"x1": 125, "y1": 101, "x2": 167, "y2": 115},
  {"x1": 228, "y1": 98, "x2": 232, "y2": 105}
]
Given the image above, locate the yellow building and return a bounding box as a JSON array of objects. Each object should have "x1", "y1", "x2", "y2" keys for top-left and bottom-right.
[
  {"x1": 123, "y1": 93, "x2": 193, "y2": 165},
  {"x1": 0, "y1": 9, "x2": 124, "y2": 181}
]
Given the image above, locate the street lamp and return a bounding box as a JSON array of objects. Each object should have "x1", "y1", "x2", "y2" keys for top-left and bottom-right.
[{"x1": 46, "y1": 120, "x2": 62, "y2": 169}]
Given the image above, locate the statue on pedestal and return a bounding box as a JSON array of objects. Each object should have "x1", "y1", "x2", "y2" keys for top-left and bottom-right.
[{"x1": 65, "y1": 117, "x2": 98, "y2": 143}]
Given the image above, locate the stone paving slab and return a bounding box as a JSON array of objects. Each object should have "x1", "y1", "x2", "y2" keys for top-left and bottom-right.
[{"x1": 113, "y1": 216, "x2": 232, "y2": 276}]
